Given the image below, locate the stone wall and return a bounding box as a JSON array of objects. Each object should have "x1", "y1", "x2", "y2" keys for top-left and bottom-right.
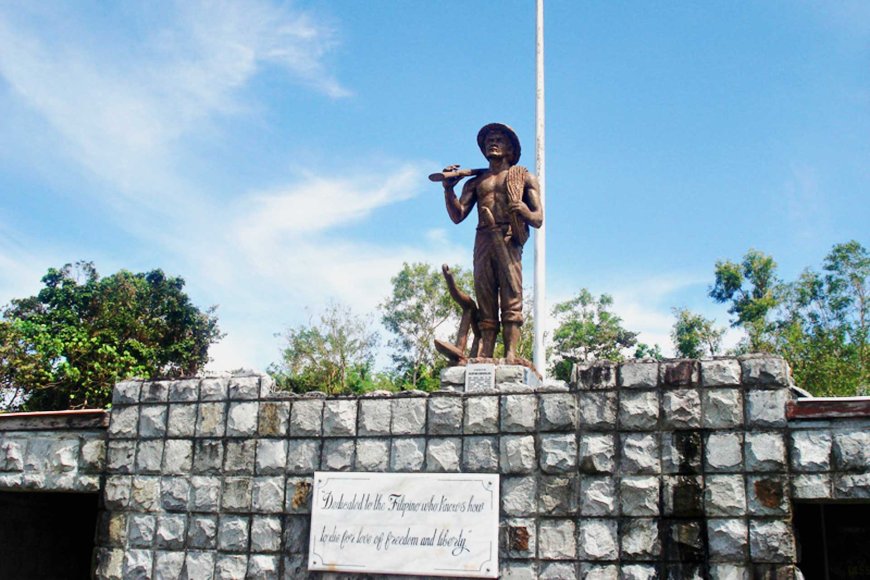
[{"x1": 1, "y1": 357, "x2": 868, "y2": 579}]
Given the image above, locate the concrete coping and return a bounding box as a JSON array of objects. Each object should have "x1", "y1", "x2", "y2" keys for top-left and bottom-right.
[{"x1": 0, "y1": 409, "x2": 109, "y2": 431}]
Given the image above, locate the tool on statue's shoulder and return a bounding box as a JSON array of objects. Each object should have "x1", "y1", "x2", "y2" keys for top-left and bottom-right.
[{"x1": 428, "y1": 166, "x2": 486, "y2": 182}]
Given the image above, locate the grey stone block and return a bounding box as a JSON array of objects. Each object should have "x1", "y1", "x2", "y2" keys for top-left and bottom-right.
[
  {"x1": 463, "y1": 436, "x2": 499, "y2": 472},
  {"x1": 222, "y1": 476, "x2": 252, "y2": 512},
  {"x1": 219, "y1": 515, "x2": 250, "y2": 552},
  {"x1": 129, "y1": 476, "x2": 160, "y2": 512},
  {"x1": 215, "y1": 555, "x2": 247, "y2": 580},
  {"x1": 662, "y1": 389, "x2": 701, "y2": 428},
  {"x1": 155, "y1": 513, "x2": 186, "y2": 549},
  {"x1": 106, "y1": 512, "x2": 127, "y2": 546},
  {"x1": 539, "y1": 474, "x2": 577, "y2": 515},
  {"x1": 579, "y1": 563, "x2": 619, "y2": 579},
  {"x1": 538, "y1": 519, "x2": 576, "y2": 560},
  {"x1": 620, "y1": 476, "x2": 660, "y2": 516},
  {"x1": 113, "y1": 380, "x2": 142, "y2": 405},
  {"x1": 169, "y1": 378, "x2": 200, "y2": 402},
  {"x1": 621, "y1": 518, "x2": 661, "y2": 560},
  {"x1": 390, "y1": 437, "x2": 425, "y2": 471},
  {"x1": 503, "y1": 517, "x2": 536, "y2": 558},
  {"x1": 227, "y1": 401, "x2": 259, "y2": 436},
  {"x1": 252, "y1": 476, "x2": 285, "y2": 513},
  {"x1": 188, "y1": 514, "x2": 218, "y2": 549},
  {"x1": 579, "y1": 433, "x2": 616, "y2": 473},
  {"x1": 248, "y1": 555, "x2": 279, "y2": 578},
  {"x1": 138, "y1": 405, "x2": 167, "y2": 437},
  {"x1": 392, "y1": 398, "x2": 427, "y2": 435},
  {"x1": 286, "y1": 440, "x2": 320, "y2": 474},
  {"x1": 181, "y1": 551, "x2": 215, "y2": 580},
  {"x1": 663, "y1": 475, "x2": 704, "y2": 517},
  {"x1": 573, "y1": 360, "x2": 617, "y2": 389},
  {"x1": 745, "y1": 432, "x2": 786, "y2": 472},
  {"x1": 107, "y1": 440, "x2": 136, "y2": 474},
  {"x1": 705, "y1": 475, "x2": 746, "y2": 516},
  {"x1": 749, "y1": 519, "x2": 795, "y2": 562},
  {"x1": 748, "y1": 476, "x2": 789, "y2": 515},
  {"x1": 660, "y1": 360, "x2": 700, "y2": 387},
  {"x1": 355, "y1": 439, "x2": 389, "y2": 471},
  {"x1": 163, "y1": 439, "x2": 193, "y2": 474},
  {"x1": 540, "y1": 563, "x2": 576, "y2": 579},
  {"x1": 790, "y1": 430, "x2": 831, "y2": 471},
  {"x1": 196, "y1": 402, "x2": 226, "y2": 437},
  {"x1": 580, "y1": 477, "x2": 617, "y2": 516},
  {"x1": 426, "y1": 438, "x2": 461, "y2": 471},
  {"x1": 706, "y1": 432, "x2": 743, "y2": 472},
  {"x1": 539, "y1": 393, "x2": 577, "y2": 431},
  {"x1": 141, "y1": 381, "x2": 168, "y2": 403},
  {"x1": 322, "y1": 439, "x2": 354, "y2": 471},
  {"x1": 833, "y1": 429, "x2": 870, "y2": 471},
  {"x1": 192, "y1": 439, "x2": 223, "y2": 474},
  {"x1": 621, "y1": 433, "x2": 660, "y2": 474},
  {"x1": 500, "y1": 562, "x2": 537, "y2": 579},
  {"x1": 109, "y1": 405, "x2": 139, "y2": 438},
  {"x1": 359, "y1": 399, "x2": 392, "y2": 435},
  {"x1": 0, "y1": 439, "x2": 24, "y2": 472},
  {"x1": 708, "y1": 564, "x2": 750, "y2": 580},
  {"x1": 127, "y1": 513, "x2": 155, "y2": 548},
  {"x1": 746, "y1": 389, "x2": 789, "y2": 428},
  {"x1": 741, "y1": 356, "x2": 789, "y2": 386},
  {"x1": 251, "y1": 516, "x2": 282, "y2": 552},
  {"x1": 500, "y1": 435, "x2": 536, "y2": 474},
  {"x1": 258, "y1": 401, "x2": 290, "y2": 436},
  {"x1": 161, "y1": 476, "x2": 190, "y2": 511},
  {"x1": 707, "y1": 518, "x2": 747, "y2": 561},
  {"x1": 135, "y1": 440, "x2": 164, "y2": 474},
  {"x1": 428, "y1": 396, "x2": 464, "y2": 434},
  {"x1": 290, "y1": 399, "x2": 323, "y2": 436},
  {"x1": 224, "y1": 440, "x2": 256, "y2": 474},
  {"x1": 190, "y1": 476, "x2": 221, "y2": 512},
  {"x1": 701, "y1": 359, "x2": 741, "y2": 387},
  {"x1": 284, "y1": 516, "x2": 310, "y2": 558},
  {"x1": 256, "y1": 439, "x2": 287, "y2": 474},
  {"x1": 578, "y1": 391, "x2": 617, "y2": 429},
  {"x1": 440, "y1": 365, "x2": 466, "y2": 386},
  {"x1": 502, "y1": 476, "x2": 537, "y2": 516},
  {"x1": 200, "y1": 378, "x2": 228, "y2": 401},
  {"x1": 501, "y1": 395, "x2": 538, "y2": 432},
  {"x1": 791, "y1": 473, "x2": 831, "y2": 500},
  {"x1": 465, "y1": 396, "x2": 499, "y2": 433},
  {"x1": 834, "y1": 473, "x2": 870, "y2": 499},
  {"x1": 539, "y1": 433, "x2": 577, "y2": 473},
  {"x1": 702, "y1": 388, "x2": 744, "y2": 429},
  {"x1": 622, "y1": 564, "x2": 658, "y2": 580},
  {"x1": 104, "y1": 475, "x2": 131, "y2": 509},
  {"x1": 577, "y1": 518, "x2": 618, "y2": 560},
  {"x1": 619, "y1": 361, "x2": 659, "y2": 388},
  {"x1": 285, "y1": 477, "x2": 313, "y2": 514},
  {"x1": 323, "y1": 399, "x2": 357, "y2": 436},
  {"x1": 662, "y1": 431, "x2": 703, "y2": 475},
  {"x1": 154, "y1": 551, "x2": 185, "y2": 580},
  {"x1": 228, "y1": 376, "x2": 259, "y2": 399},
  {"x1": 619, "y1": 390, "x2": 660, "y2": 430},
  {"x1": 282, "y1": 554, "x2": 307, "y2": 579},
  {"x1": 166, "y1": 404, "x2": 197, "y2": 438},
  {"x1": 123, "y1": 549, "x2": 153, "y2": 580}
]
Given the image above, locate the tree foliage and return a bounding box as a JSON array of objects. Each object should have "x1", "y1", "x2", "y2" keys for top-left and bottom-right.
[
  {"x1": 550, "y1": 289, "x2": 638, "y2": 381},
  {"x1": 1, "y1": 262, "x2": 222, "y2": 411},
  {"x1": 709, "y1": 249, "x2": 780, "y2": 352},
  {"x1": 269, "y1": 302, "x2": 382, "y2": 396},
  {"x1": 671, "y1": 307, "x2": 725, "y2": 359},
  {"x1": 380, "y1": 263, "x2": 470, "y2": 391}
]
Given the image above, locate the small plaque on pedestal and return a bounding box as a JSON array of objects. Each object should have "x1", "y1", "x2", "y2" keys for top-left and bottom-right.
[{"x1": 465, "y1": 364, "x2": 496, "y2": 392}]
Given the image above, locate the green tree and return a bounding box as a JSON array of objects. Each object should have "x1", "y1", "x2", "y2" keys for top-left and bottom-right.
[
  {"x1": 633, "y1": 342, "x2": 664, "y2": 360},
  {"x1": 709, "y1": 249, "x2": 780, "y2": 352},
  {"x1": 671, "y1": 307, "x2": 725, "y2": 358},
  {"x1": 550, "y1": 289, "x2": 638, "y2": 381},
  {"x1": 1, "y1": 262, "x2": 221, "y2": 411},
  {"x1": 380, "y1": 262, "x2": 471, "y2": 391},
  {"x1": 776, "y1": 241, "x2": 868, "y2": 396},
  {"x1": 269, "y1": 302, "x2": 380, "y2": 396}
]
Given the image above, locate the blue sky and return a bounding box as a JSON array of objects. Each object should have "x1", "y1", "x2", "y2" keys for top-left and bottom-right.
[{"x1": 1, "y1": 1, "x2": 867, "y2": 371}]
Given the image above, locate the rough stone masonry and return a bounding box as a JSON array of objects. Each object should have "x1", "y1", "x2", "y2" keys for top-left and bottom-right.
[{"x1": 0, "y1": 355, "x2": 868, "y2": 579}]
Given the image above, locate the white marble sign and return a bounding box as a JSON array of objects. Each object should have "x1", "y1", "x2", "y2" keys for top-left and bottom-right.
[
  {"x1": 308, "y1": 472, "x2": 499, "y2": 578},
  {"x1": 465, "y1": 363, "x2": 496, "y2": 392}
]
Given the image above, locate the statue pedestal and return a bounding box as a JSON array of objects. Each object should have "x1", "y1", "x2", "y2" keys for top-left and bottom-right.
[{"x1": 439, "y1": 359, "x2": 542, "y2": 392}]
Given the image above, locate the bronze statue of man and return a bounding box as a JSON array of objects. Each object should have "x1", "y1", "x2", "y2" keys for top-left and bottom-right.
[{"x1": 441, "y1": 123, "x2": 543, "y2": 361}]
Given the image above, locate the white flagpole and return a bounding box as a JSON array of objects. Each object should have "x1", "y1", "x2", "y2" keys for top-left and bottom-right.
[{"x1": 533, "y1": 0, "x2": 547, "y2": 379}]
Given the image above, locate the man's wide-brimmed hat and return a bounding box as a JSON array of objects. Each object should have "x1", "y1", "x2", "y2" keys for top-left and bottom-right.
[{"x1": 477, "y1": 123, "x2": 521, "y2": 165}]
